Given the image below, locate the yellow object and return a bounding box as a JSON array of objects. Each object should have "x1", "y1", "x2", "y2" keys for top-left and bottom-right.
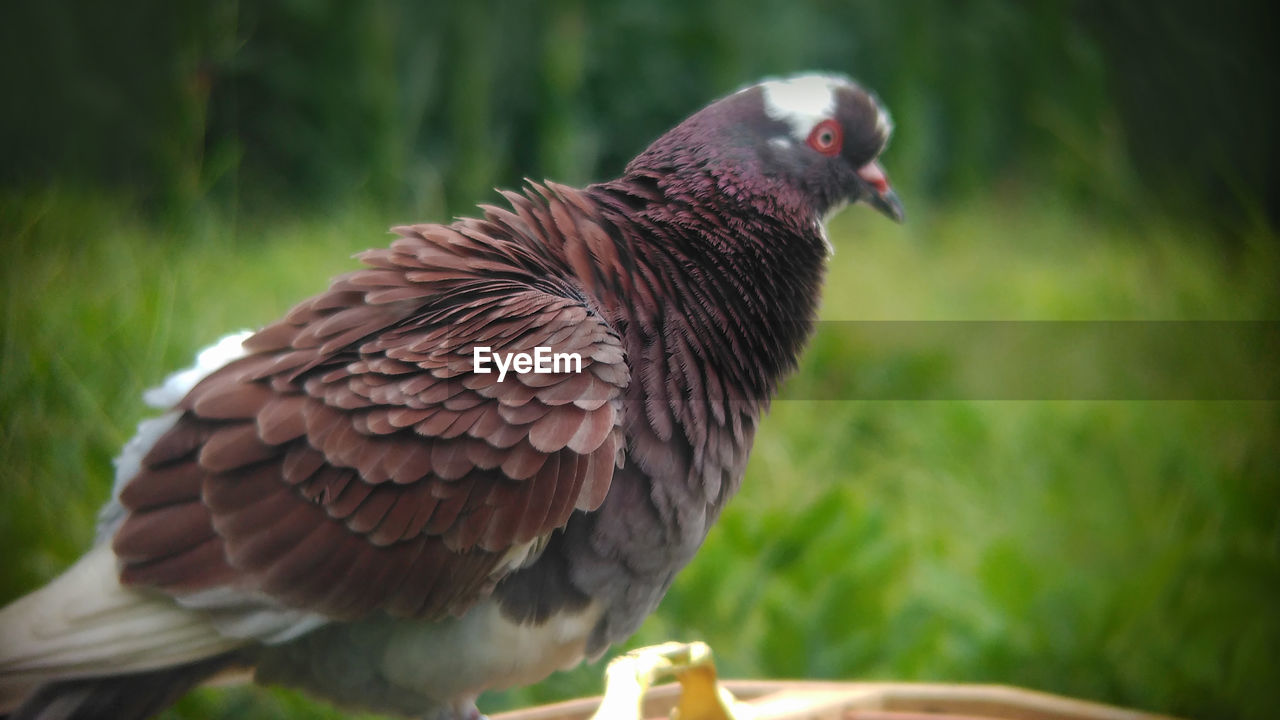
[{"x1": 590, "y1": 642, "x2": 753, "y2": 720}]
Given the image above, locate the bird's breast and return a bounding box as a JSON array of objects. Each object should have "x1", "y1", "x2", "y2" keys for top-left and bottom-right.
[
  {"x1": 382, "y1": 599, "x2": 605, "y2": 696},
  {"x1": 255, "y1": 598, "x2": 604, "y2": 716}
]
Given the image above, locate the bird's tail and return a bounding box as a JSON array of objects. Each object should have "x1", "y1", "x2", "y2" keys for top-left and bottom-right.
[
  {"x1": 0, "y1": 545, "x2": 247, "y2": 715},
  {"x1": 7, "y1": 652, "x2": 246, "y2": 720}
]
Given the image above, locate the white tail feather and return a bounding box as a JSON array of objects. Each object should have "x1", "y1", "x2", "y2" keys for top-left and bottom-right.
[
  {"x1": 0, "y1": 545, "x2": 245, "y2": 712},
  {"x1": 1, "y1": 331, "x2": 311, "y2": 712}
]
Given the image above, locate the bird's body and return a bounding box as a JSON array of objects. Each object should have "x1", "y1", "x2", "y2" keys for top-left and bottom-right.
[{"x1": 0, "y1": 74, "x2": 902, "y2": 719}]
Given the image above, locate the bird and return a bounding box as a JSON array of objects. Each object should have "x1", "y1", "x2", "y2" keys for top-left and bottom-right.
[{"x1": 0, "y1": 72, "x2": 903, "y2": 720}]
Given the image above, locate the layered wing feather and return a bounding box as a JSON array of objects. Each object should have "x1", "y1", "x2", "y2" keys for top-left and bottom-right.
[{"x1": 111, "y1": 222, "x2": 628, "y2": 622}]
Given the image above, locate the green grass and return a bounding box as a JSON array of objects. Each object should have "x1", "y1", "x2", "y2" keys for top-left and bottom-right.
[{"x1": 1, "y1": 187, "x2": 1276, "y2": 719}]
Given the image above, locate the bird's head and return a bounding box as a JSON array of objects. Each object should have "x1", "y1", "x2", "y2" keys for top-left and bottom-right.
[{"x1": 626, "y1": 73, "x2": 904, "y2": 230}]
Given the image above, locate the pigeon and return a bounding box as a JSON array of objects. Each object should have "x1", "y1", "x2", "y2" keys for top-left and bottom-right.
[{"x1": 0, "y1": 73, "x2": 903, "y2": 719}]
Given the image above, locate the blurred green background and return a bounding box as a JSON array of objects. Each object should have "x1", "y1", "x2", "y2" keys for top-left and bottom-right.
[{"x1": 1, "y1": 1, "x2": 1277, "y2": 719}]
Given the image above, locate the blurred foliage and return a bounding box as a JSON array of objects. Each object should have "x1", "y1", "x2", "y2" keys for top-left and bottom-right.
[
  {"x1": 1, "y1": 2, "x2": 1278, "y2": 720},
  {"x1": 1, "y1": 0, "x2": 1275, "y2": 227}
]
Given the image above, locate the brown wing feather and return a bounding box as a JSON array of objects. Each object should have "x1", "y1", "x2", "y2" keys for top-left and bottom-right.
[{"x1": 112, "y1": 218, "x2": 629, "y2": 622}]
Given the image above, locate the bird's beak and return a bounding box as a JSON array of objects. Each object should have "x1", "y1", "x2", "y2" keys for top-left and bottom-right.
[{"x1": 856, "y1": 161, "x2": 905, "y2": 223}]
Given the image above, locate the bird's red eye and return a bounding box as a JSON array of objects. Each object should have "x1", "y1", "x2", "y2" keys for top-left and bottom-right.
[{"x1": 807, "y1": 119, "x2": 843, "y2": 156}]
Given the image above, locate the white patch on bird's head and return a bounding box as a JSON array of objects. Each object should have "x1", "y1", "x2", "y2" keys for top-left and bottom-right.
[
  {"x1": 752, "y1": 72, "x2": 894, "y2": 149},
  {"x1": 756, "y1": 73, "x2": 849, "y2": 143}
]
